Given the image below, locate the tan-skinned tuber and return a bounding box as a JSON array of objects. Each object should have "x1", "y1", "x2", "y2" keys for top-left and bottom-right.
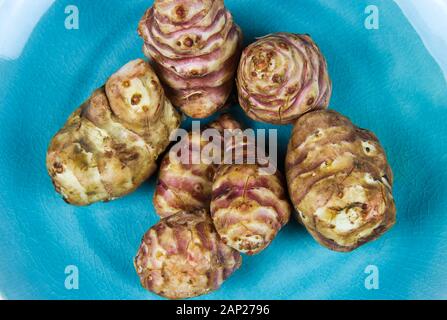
[
  {"x1": 46, "y1": 59, "x2": 181, "y2": 206},
  {"x1": 285, "y1": 110, "x2": 396, "y2": 252}
]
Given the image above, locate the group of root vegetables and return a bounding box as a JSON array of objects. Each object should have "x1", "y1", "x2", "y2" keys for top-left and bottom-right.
[{"x1": 46, "y1": 0, "x2": 396, "y2": 299}]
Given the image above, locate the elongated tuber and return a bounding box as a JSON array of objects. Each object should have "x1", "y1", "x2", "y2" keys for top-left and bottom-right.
[
  {"x1": 153, "y1": 114, "x2": 242, "y2": 218},
  {"x1": 210, "y1": 130, "x2": 291, "y2": 255},
  {"x1": 285, "y1": 110, "x2": 396, "y2": 252},
  {"x1": 46, "y1": 59, "x2": 181, "y2": 205},
  {"x1": 237, "y1": 33, "x2": 331, "y2": 124},
  {"x1": 138, "y1": 0, "x2": 242, "y2": 118},
  {"x1": 134, "y1": 209, "x2": 242, "y2": 299}
]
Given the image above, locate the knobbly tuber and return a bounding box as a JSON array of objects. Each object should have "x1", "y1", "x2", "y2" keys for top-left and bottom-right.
[
  {"x1": 47, "y1": 59, "x2": 181, "y2": 205},
  {"x1": 237, "y1": 33, "x2": 331, "y2": 124},
  {"x1": 285, "y1": 110, "x2": 396, "y2": 252},
  {"x1": 153, "y1": 114, "x2": 242, "y2": 218},
  {"x1": 134, "y1": 209, "x2": 242, "y2": 299},
  {"x1": 138, "y1": 0, "x2": 242, "y2": 118},
  {"x1": 210, "y1": 129, "x2": 291, "y2": 255}
]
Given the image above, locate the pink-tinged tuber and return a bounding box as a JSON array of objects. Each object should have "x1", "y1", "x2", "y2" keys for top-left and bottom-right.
[
  {"x1": 153, "y1": 114, "x2": 242, "y2": 218},
  {"x1": 237, "y1": 33, "x2": 332, "y2": 124},
  {"x1": 210, "y1": 129, "x2": 291, "y2": 255},
  {"x1": 285, "y1": 110, "x2": 396, "y2": 252},
  {"x1": 138, "y1": 0, "x2": 243, "y2": 118},
  {"x1": 134, "y1": 209, "x2": 242, "y2": 299}
]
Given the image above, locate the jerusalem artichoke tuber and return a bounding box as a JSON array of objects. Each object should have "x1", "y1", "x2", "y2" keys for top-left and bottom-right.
[
  {"x1": 46, "y1": 59, "x2": 181, "y2": 206},
  {"x1": 138, "y1": 0, "x2": 242, "y2": 118},
  {"x1": 153, "y1": 114, "x2": 242, "y2": 218},
  {"x1": 134, "y1": 209, "x2": 242, "y2": 299},
  {"x1": 210, "y1": 129, "x2": 291, "y2": 255},
  {"x1": 285, "y1": 110, "x2": 396, "y2": 252},
  {"x1": 237, "y1": 33, "x2": 331, "y2": 124}
]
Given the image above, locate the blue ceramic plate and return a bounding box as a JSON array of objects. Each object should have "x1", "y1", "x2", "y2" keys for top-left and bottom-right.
[{"x1": 1, "y1": 0, "x2": 447, "y2": 300}]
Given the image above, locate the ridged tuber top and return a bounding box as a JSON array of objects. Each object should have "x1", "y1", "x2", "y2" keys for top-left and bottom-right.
[
  {"x1": 237, "y1": 33, "x2": 331, "y2": 124},
  {"x1": 211, "y1": 164, "x2": 291, "y2": 255},
  {"x1": 138, "y1": 0, "x2": 243, "y2": 118}
]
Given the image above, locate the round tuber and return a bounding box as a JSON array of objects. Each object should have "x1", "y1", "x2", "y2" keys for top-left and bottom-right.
[{"x1": 237, "y1": 33, "x2": 331, "y2": 124}]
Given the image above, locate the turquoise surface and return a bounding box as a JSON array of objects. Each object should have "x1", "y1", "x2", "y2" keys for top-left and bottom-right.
[{"x1": 0, "y1": 0, "x2": 446, "y2": 300}]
